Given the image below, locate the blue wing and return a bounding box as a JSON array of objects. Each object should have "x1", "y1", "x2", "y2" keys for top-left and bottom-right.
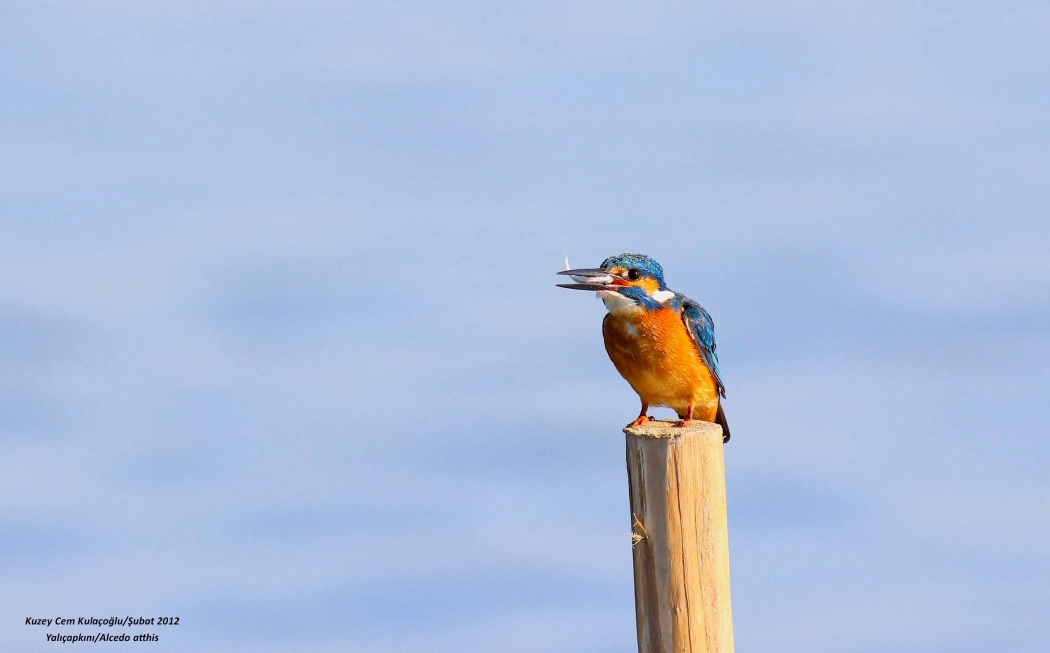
[{"x1": 677, "y1": 294, "x2": 726, "y2": 398}]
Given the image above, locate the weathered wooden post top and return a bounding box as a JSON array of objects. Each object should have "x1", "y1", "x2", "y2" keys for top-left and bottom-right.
[{"x1": 625, "y1": 419, "x2": 734, "y2": 653}]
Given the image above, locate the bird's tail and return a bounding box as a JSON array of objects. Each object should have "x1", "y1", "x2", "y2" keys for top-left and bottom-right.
[{"x1": 716, "y1": 402, "x2": 730, "y2": 443}]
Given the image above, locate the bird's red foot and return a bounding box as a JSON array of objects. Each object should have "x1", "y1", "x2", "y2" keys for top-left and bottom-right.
[
  {"x1": 678, "y1": 402, "x2": 695, "y2": 428},
  {"x1": 628, "y1": 415, "x2": 652, "y2": 427}
]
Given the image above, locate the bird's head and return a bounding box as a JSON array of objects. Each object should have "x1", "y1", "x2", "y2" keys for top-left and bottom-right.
[{"x1": 557, "y1": 253, "x2": 673, "y2": 312}]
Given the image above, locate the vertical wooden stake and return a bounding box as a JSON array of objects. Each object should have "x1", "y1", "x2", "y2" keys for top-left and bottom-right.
[{"x1": 625, "y1": 419, "x2": 734, "y2": 653}]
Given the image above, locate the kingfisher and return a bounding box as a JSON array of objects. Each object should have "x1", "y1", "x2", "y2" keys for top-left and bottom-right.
[{"x1": 557, "y1": 253, "x2": 729, "y2": 442}]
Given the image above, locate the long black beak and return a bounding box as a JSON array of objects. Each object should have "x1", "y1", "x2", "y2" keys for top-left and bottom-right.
[
  {"x1": 558, "y1": 268, "x2": 611, "y2": 279},
  {"x1": 556, "y1": 267, "x2": 623, "y2": 291},
  {"x1": 557, "y1": 282, "x2": 621, "y2": 291}
]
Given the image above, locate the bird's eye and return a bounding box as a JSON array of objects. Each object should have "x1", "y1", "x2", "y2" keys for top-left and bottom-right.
[{"x1": 627, "y1": 269, "x2": 641, "y2": 281}]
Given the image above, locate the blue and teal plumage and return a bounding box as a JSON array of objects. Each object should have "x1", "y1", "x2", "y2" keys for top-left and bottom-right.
[
  {"x1": 678, "y1": 295, "x2": 726, "y2": 399},
  {"x1": 600, "y1": 253, "x2": 665, "y2": 281}
]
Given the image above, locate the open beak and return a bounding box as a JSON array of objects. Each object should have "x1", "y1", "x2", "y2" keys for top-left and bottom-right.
[{"x1": 556, "y1": 268, "x2": 626, "y2": 291}]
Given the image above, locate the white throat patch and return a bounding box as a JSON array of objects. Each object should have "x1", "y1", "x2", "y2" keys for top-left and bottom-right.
[
  {"x1": 599, "y1": 288, "x2": 674, "y2": 314},
  {"x1": 598, "y1": 290, "x2": 641, "y2": 315}
]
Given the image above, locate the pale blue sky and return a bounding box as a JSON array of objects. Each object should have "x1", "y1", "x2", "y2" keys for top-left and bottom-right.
[{"x1": 2, "y1": 2, "x2": 1049, "y2": 651}]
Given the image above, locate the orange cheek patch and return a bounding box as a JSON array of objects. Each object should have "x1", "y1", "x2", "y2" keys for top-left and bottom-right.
[{"x1": 637, "y1": 278, "x2": 660, "y2": 293}]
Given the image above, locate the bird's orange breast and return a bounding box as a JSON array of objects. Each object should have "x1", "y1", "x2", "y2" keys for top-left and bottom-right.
[{"x1": 602, "y1": 307, "x2": 719, "y2": 420}]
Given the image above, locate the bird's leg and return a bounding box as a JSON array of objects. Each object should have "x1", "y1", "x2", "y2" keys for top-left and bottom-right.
[
  {"x1": 678, "y1": 401, "x2": 695, "y2": 427},
  {"x1": 628, "y1": 401, "x2": 651, "y2": 428}
]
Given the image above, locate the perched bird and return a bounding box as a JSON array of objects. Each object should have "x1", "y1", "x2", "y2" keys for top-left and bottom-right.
[{"x1": 557, "y1": 253, "x2": 729, "y2": 442}]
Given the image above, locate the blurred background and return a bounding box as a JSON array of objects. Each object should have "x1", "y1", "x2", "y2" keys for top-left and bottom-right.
[{"x1": 2, "y1": 2, "x2": 1048, "y2": 651}]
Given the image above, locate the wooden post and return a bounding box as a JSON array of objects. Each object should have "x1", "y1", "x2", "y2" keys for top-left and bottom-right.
[{"x1": 625, "y1": 419, "x2": 734, "y2": 653}]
